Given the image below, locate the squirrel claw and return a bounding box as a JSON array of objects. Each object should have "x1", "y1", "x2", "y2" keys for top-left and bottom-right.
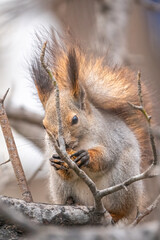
[
  {"x1": 52, "y1": 154, "x2": 61, "y2": 159},
  {"x1": 49, "y1": 157, "x2": 68, "y2": 171},
  {"x1": 70, "y1": 150, "x2": 90, "y2": 168}
]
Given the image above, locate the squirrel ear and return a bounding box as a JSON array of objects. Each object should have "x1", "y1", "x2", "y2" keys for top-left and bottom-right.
[
  {"x1": 31, "y1": 60, "x2": 54, "y2": 107},
  {"x1": 67, "y1": 48, "x2": 80, "y2": 99},
  {"x1": 67, "y1": 48, "x2": 87, "y2": 110}
]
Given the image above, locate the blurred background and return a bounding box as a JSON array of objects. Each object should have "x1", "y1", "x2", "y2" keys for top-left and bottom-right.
[{"x1": 0, "y1": 0, "x2": 160, "y2": 222}]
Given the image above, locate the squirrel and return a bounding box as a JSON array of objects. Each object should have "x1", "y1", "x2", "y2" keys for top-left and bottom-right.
[{"x1": 31, "y1": 31, "x2": 151, "y2": 223}]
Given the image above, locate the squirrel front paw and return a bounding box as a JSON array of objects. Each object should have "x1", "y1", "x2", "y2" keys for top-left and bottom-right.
[
  {"x1": 70, "y1": 150, "x2": 90, "y2": 168},
  {"x1": 50, "y1": 150, "x2": 90, "y2": 170},
  {"x1": 49, "y1": 154, "x2": 68, "y2": 171}
]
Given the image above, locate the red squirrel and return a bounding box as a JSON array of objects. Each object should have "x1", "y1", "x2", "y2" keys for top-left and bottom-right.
[{"x1": 31, "y1": 31, "x2": 151, "y2": 223}]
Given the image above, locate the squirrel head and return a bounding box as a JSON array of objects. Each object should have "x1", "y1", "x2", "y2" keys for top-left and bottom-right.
[
  {"x1": 43, "y1": 89, "x2": 90, "y2": 149},
  {"x1": 32, "y1": 42, "x2": 91, "y2": 149}
]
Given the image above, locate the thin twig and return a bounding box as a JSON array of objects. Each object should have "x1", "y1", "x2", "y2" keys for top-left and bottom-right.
[
  {"x1": 40, "y1": 42, "x2": 106, "y2": 214},
  {"x1": 0, "y1": 159, "x2": 10, "y2": 166},
  {"x1": 127, "y1": 71, "x2": 159, "y2": 225},
  {"x1": 128, "y1": 72, "x2": 157, "y2": 165},
  {"x1": 40, "y1": 41, "x2": 65, "y2": 150},
  {"x1": 98, "y1": 164, "x2": 158, "y2": 198},
  {"x1": 1, "y1": 88, "x2": 10, "y2": 104},
  {"x1": 0, "y1": 90, "x2": 33, "y2": 203},
  {"x1": 131, "y1": 193, "x2": 160, "y2": 226},
  {"x1": 137, "y1": 72, "x2": 143, "y2": 106}
]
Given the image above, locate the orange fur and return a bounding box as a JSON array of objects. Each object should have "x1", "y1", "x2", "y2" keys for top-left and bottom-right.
[
  {"x1": 49, "y1": 49, "x2": 152, "y2": 169},
  {"x1": 87, "y1": 147, "x2": 106, "y2": 172}
]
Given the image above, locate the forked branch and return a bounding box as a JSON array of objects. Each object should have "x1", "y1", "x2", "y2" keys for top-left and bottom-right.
[
  {"x1": 40, "y1": 42, "x2": 107, "y2": 215},
  {"x1": 129, "y1": 72, "x2": 157, "y2": 165}
]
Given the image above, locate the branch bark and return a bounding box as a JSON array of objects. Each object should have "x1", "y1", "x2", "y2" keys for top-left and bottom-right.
[
  {"x1": 0, "y1": 196, "x2": 160, "y2": 240},
  {"x1": 0, "y1": 198, "x2": 37, "y2": 233},
  {"x1": 0, "y1": 195, "x2": 112, "y2": 226},
  {"x1": 0, "y1": 90, "x2": 33, "y2": 203}
]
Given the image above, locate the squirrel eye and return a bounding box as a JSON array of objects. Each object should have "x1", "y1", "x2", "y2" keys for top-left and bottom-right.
[{"x1": 71, "y1": 115, "x2": 78, "y2": 125}]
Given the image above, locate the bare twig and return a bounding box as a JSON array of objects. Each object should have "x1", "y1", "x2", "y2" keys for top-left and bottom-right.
[
  {"x1": 40, "y1": 42, "x2": 106, "y2": 214},
  {"x1": 131, "y1": 193, "x2": 160, "y2": 226},
  {"x1": 1, "y1": 88, "x2": 10, "y2": 103},
  {"x1": 137, "y1": 72, "x2": 143, "y2": 106},
  {"x1": 128, "y1": 72, "x2": 157, "y2": 165},
  {"x1": 0, "y1": 90, "x2": 33, "y2": 202},
  {"x1": 98, "y1": 164, "x2": 158, "y2": 198},
  {"x1": 0, "y1": 159, "x2": 10, "y2": 166},
  {"x1": 127, "y1": 71, "x2": 159, "y2": 225},
  {"x1": 40, "y1": 41, "x2": 65, "y2": 150}
]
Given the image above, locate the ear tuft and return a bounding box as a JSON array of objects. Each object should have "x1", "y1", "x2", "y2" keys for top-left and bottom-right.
[
  {"x1": 67, "y1": 48, "x2": 80, "y2": 98},
  {"x1": 31, "y1": 58, "x2": 54, "y2": 106}
]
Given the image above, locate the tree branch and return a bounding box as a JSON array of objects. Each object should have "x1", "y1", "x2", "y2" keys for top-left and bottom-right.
[
  {"x1": 128, "y1": 71, "x2": 157, "y2": 165},
  {"x1": 0, "y1": 195, "x2": 112, "y2": 226},
  {"x1": 0, "y1": 199, "x2": 37, "y2": 233},
  {"x1": 131, "y1": 193, "x2": 160, "y2": 226},
  {"x1": 0, "y1": 159, "x2": 10, "y2": 166},
  {"x1": 40, "y1": 42, "x2": 106, "y2": 214},
  {"x1": 0, "y1": 90, "x2": 33, "y2": 203},
  {"x1": 98, "y1": 164, "x2": 158, "y2": 198}
]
